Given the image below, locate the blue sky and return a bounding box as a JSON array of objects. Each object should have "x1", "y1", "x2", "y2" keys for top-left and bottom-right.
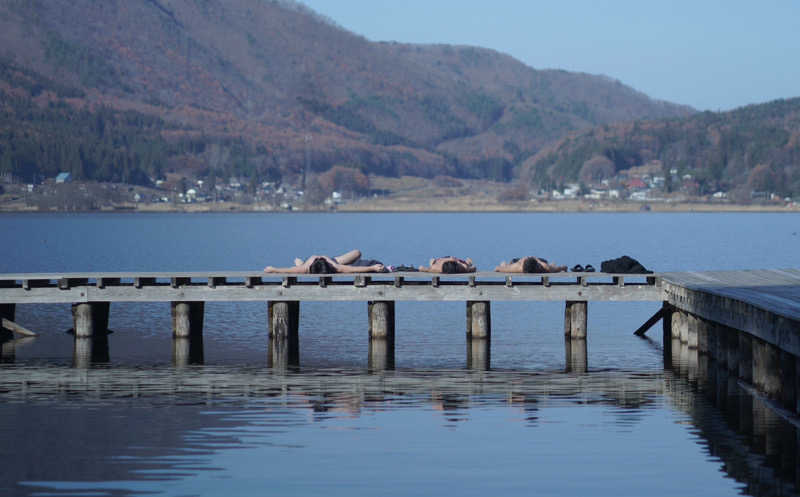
[{"x1": 299, "y1": 0, "x2": 800, "y2": 111}]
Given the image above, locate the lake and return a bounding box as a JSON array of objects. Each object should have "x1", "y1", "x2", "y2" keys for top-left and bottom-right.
[{"x1": 1, "y1": 211, "x2": 799, "y2": 496}]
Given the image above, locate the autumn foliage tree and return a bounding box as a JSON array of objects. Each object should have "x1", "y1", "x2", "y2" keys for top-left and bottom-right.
[
  {"x1": 318, "y1": 165, "x2": 369, "y2": 195},
  {"x1": 746, "y1": 163, "x2": 784, "y2": 194},
  {"x1": 579, "y1": 155, "x2": 615, "y2": 185}
]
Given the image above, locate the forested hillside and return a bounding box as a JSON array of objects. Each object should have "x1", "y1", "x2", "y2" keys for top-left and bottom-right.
[
  {"x1": 0, "y1": 0, "x2": 692, "y2": 187},
  {"x1": 522, "y1": 98, "x2": 800, "y2": 196}
]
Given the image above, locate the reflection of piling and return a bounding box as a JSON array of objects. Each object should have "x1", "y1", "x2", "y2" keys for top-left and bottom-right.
[
  {"x1": 0, "y1": 282, "x2": 15, "y2": 341},
  {"x1": 172, "y1": 336, "x2": 204, "y2": 367},
  {"x1": 368, "y1": 338, "x2": 394, "y2": 372},
  {"x1": 662, "y1": 304, "x2": 673, "y2": 364},
  {"x1": 564, "y1": 338, "x2": 587, "y2": 373},
  {"x1": 466, "y1": 338, "x2": 490, "y2": 370},
  {"x1": 667, "y1": 340, "x2": 800, "y2": 496},
  {"x1": 1, "y1": 335, "x2": 14, "y2": 362},
  {"x1": 0, "y1": 302, "x2": 12, "y2": 358},
  {"x1": 268, "y1": 334, "x2": 299, "y2": 369},
  {"x1": 72, "y1": 334, "x2": 110, "y2": 369}
]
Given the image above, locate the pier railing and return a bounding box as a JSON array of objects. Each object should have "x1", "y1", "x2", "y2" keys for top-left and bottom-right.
[{"x1": 0, "y1": 271, "x2": 660, "y2": 303}]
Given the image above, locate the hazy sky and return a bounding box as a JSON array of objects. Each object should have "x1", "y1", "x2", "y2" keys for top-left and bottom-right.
[{"x1": 299, "y1": 0, "x2": 799, "y2": 111}]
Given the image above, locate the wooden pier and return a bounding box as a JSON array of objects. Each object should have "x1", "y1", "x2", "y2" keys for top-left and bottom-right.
[
  {"x1": 2, "y1": 269, "x2": 800, "y2": 415},
  {"x1": 660, "y1": 269, "x2": 800, "y2": 416}
]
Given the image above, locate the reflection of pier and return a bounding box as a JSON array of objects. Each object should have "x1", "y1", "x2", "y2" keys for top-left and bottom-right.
[
  {"x1": 0, "y1": 366, "x2": 665, "y2": 410},
  {"x1": 1, "y1": 352, "x2": 795, "y2": 496},
  {"x1": 666, "y1": 339, "x2": 800, "y2": 495}
]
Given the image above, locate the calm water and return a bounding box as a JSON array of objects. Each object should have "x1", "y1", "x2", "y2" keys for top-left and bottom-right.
[{"x1": 1, "y1": 212, "x2": 799, "y2": 496}]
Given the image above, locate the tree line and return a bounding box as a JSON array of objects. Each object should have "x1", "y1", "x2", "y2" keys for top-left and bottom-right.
[{"x1": 524, "y1": 98, "x2": 800, "y2": 196}]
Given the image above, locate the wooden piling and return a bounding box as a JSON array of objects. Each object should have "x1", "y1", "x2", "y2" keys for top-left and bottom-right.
[
  {"x1": 368, "y1": 301, "x2": 395, "y2": 341},
  {"x1": 779, "y1": 350, "x2": 797, "y2": 411},
  {"x1": 367, "y1": 301, "x2": 395, "y2": 371},
  {"x1": 171, "y1": 301, "x2": 204, "y2": 338},
  {"x1": 268, "y1": 301, "x2": 299, "y2": 340},
  {"x1": 725, "y1": 326, "x2": 739, "y2": 374},
  {"x1": 0, "y1": 281, "x2": 14, "y2": 330},
  {"x1": 669, "y1": 307, "x2": 681, "y2": 339},
  {"x1": 696, "y1": 315, "x2": 709, "y2": 354},
  {"x1": 564, "y1": 301, "x2": 587, "y2": 339},
  {"x1": 0, "y1": 304, "x2": 14, "y2": 323},
  {"x1": 268, "y1": 301, "x2": 300, "y2": 368},
  {"x1": 738, "y1": 333, "x2": 753, "y2": 383},
  {"x1": 71, "y1": 302, "x2": 110, "y2": 338},
  {"x1": 707, "y1": 320, "x2": 719, "y2": 360},
  {"x1": 686, "y1": 313, "x2": 698, "y2": 349},
  {"x1": 466, "y1": 301, "x2": 491, "y2": 339},
  {"x1": 662, "y1": 303, "x2": 673, "y2": 362},
  {"x1": 752, "y1": 337, "x2": 781, "y2": 399},
  {"x1": 674, "y1": 310, "x2": 688, "y2": 344},
  {"x1": 796, "y1": 356, "x2": 800, "y2": 414}
]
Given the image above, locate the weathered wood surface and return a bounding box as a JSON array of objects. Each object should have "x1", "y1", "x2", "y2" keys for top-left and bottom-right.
[
  {"x1": 661, "y1": 269, "x2": 800, "y2": 356},
  {"x1": 661, "y1": 269, "x2": 800, "y2": 320},
  {"x1": 0, "y1": 271, "x2": 660, "y2": 304}
]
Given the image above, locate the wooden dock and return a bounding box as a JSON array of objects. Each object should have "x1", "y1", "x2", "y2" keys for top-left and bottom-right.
[
  {"x1": 659, "y1": 269, "x2": 800, "y2": 416},
  {"x1": 2, "y1": 268, "x2": 800, "y2": 414}
]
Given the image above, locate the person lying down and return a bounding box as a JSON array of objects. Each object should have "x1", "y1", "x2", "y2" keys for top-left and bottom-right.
[
  {"x1": 264, "y1": 249, "x2": 385, "y2": 274},
  {"x1": 418, "y1": 256, "x2": 476, "y2": 274},
  {"x1": 494, "y1": 256, "x2": 566, "y2": 273}
]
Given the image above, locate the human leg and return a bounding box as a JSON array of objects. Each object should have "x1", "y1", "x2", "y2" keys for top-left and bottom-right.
[{"x1": 334, "y1": 249, "x2": 361, "y2": 265}]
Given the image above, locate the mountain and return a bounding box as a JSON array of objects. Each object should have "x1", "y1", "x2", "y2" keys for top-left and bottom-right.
[
  {"x1": 521, "y1": 98, "x2": 800, "y2": 196},
  {"x1": 0, "y1": 0, "x2": 693, "y2": 186}
]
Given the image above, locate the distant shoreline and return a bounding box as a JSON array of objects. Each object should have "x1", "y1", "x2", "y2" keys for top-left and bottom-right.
[{"x1": 1, "y1": 200, "x2": 798, "y2": 214}]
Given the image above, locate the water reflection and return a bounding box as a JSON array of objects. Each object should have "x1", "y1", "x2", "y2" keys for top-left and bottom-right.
[
  {"x1": 564, "y1": 338, "x2": 587, "y2": 373},
  {"x1": 2, "y1": 335, "x2": 36, "y2": 363},
  {"x1": 172, "y1": 336, "x2": 205, "y2": 367},
  {"x1": 0, "y1": 363, "x2": 795, "y2": 496},
  {"x1": 367, "y1": 338, "x2": 394, "y2": 371},
  {"x1": 268, "y1": 336, "x2": 299, "y2": 370},
  {"x1": 72, "y1": 334, "x2": 110, "y2": 368},
  {"x1": 0, "y1": 340, "x2": 798, "y2": 497},
  {"x1": 466, "y1": 338, "x2": 490, "y2": 370},
  {"x1": 668, "y1": 339, "x2": 800, "y2": 496}
]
